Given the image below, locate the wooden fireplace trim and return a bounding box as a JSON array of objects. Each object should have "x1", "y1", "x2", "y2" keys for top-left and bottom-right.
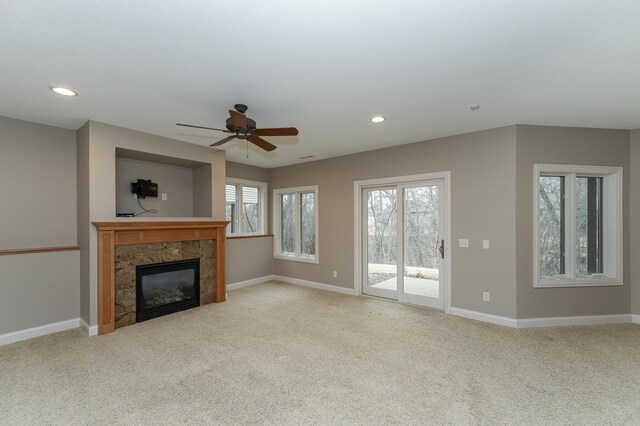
[{"x1": 93, "y1": 221, "x2": 229, "y2": 335}]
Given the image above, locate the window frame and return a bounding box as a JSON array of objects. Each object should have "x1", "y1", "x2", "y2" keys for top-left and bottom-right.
[
  {"x1": 225, "y1": 178, "x2": 267, "y2": 237},
  {"x1": 273, "y1": 185, "x2": 319, "y2": 264},
  {"x1": 533, "y1": 164, "x2": 622, "y2": 288}
]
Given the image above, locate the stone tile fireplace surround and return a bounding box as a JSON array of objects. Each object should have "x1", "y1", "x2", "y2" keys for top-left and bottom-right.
[
  {"x1": 93, "y1": 221, "x2": 228, "y2": 335},
  {"x1": 114, "y1": 241, "x2": 214, "y2": 328}
]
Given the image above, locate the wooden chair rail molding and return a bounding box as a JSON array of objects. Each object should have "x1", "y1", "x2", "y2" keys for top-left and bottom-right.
[
  {"x1": 92, "y1": 221, "x2": 229, "y2": 335},
  {"x1": 0, "y1": 245, "x2": 80, "y2": 255}
]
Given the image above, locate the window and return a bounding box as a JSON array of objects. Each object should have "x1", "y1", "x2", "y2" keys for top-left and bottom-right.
[
  {"x1": 225, "y1": 178, "x2": 267, "y2": 236},
  {"x1": 534, "y1": 164, "x2": 622, "y2": 287},
  {"x1": 274, "y1": 186, "x2": 318, "y2": 263}
]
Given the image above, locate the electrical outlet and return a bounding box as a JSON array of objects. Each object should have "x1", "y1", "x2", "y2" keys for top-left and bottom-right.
[
  {"x1": 459, "y1": 239, "x2": 469, "y2": 248},
  {"x1": 483, "y1": 240, "x2": 490, "y2": 249},
  {"x1": 161, "y1": 192, "x2": 167, "y2": 201},
  {"x1": 132, "y1": 193, "x2": 137, "y2": 199},
  {"x1": 483, "y1": 292, "x2": 490, "y2": 302},
  {"x1": 332, "y1": 270, "x2": 337, "y2": 278}
]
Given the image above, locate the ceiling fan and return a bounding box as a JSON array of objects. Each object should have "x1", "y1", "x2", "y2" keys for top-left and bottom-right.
[{"x1": 177, "y1": 104, "x2": 298, "y2": 152}]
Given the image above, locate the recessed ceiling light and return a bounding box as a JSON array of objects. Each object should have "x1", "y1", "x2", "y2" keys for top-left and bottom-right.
[
  {"x1": 370, "y1": 116, "x2": 385, "y2": 123},
  {"x1": 470, "y1": 104, "x2": 480, "y2": 111},
  {"x1": 50, "y1": 86, "x2": 78, "y2": 97}
]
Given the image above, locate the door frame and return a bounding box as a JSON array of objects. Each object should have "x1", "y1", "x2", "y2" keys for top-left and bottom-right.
[{"x1": 353, "y1": 171, "x2": 452, "y2": 313}]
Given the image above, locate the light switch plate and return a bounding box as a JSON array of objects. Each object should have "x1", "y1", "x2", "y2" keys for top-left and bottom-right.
[
  {"x1": 483, "y1": 240, "x2": 490, "y2": 249},
  {"x1": 459, "y1": 239, "x2": 469, "y2": 248},
  {"x1": 161, "y1": 193, "x2": 167, "y2": 201}
]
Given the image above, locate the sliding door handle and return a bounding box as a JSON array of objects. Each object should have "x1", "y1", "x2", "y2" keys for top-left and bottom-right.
[{"x1": 439, "y1": 239, "x2": 445, "y2": 259}]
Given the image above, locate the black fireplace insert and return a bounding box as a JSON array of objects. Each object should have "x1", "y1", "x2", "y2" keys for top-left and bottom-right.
[{"x1": 136, "y1": 258, "x2": 200, "y2": 322}]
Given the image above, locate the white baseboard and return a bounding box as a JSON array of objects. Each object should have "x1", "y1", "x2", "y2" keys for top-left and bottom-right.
[
  {"x1": 516, "y1": 314, "x2": 632, "y2": 328},
  {"x1": 226, "y1": 274, "x2": 357, "y2": 296},
  {"x1": 0, "y1": 318, "x2": 81, "y2": 346},
  {"x1": 448, "y1": 308, "x2": 634, "y2": 329},
  {"x1": 80, "y1": 318, "x2": 98, "y2": 337},
  {"x1": 227, "y1": 275, "x2": 275, "y2": 291},
  {"x1": 449, "y1": 307, "x2": 518, "y2": 328},
  {"x1": 273, "y1": 275, "x2": 358, "y2": 296}
]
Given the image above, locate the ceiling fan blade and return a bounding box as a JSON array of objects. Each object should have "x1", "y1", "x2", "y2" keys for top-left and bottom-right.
[
  {"x1": 247, "y1": 135, "x2": 277, "y2": 152},
  {"x1": 210, "y1": 135, "x2": 237, "y2": 147},
  {"x1": 229, "y1": 109, "x2": 247, "y2": 129},
  {"x1": 254, "y1": 127, "x2": 299, "y2": 137},
  {"x1": 176, "y1": 123, "x2": 231, "y2": 132}
]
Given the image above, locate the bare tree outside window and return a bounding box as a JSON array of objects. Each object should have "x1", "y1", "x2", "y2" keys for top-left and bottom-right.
[
  {"x1": 281, "y1": 193, "x2": 295, "y2": 254},
  {"x1": 300, "y1": 192, "x2": 315, "y2": 255},
  {"x1": 539, "y1": 176, "x2": 564, "y2": 277},
  {"x1": 367, "y1": 189, "x2": 397, "y2": 286},
  {"x1": 535, "y1": 165, "x2": 621, "y2": 287},
  {"x1": 225, "y1": 205, "x2": 235, "y2": 233},
  {"x1": 227, "y1": 182, "x2": 264, "y2": 235},
  {"x1": 277, "y1": 188, "x2": 318, "y2": 260},
  {"x1": 366, "y1": 186, "x2": 441, "y2": 288},
  {"x1": 242, "y1": 186, "x2": 260, "y2": 233},
  {"x1": 404, "y1": 186, "x2": 439, "y2": 272},
  {"x1": 225, "y1": 184, "x2": 237, "y2": 234},
  {"x1": 576, "y1": 176, "x2": 603, "y2": 275}
]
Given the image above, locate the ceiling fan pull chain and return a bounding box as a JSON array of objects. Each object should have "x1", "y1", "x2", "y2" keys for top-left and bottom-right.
[{"x1": 246, "y1": 140, "x2": 249, "y2": 158}]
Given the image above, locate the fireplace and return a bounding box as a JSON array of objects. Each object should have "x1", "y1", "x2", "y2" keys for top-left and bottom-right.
[
  {"x1": 94, "y1": 221, "x2": 227, "y2": 335},
  {"x1": 136, "y1": 258, "x2": 200, "y2": 322}
]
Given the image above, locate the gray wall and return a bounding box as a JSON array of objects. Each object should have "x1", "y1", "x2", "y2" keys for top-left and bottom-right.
[
  {"x1": 630, "y1": 129, "x2": 640, "y2": 316},
  {"x1": 0, "y1": 252, "x2": 80, "y2": 334},
  {"x1": 226, "y1": 161, "x2": 270, "y2": 184},
  {"x1": 226, "y1": 237, "x2": 275, "y2": 284},
  {"x1": 270, "y1": 126, "x2": 518, "y2": 317},
  {"x1": 77, "y1": 122, "x2": 91, "y2": 324},
  {"x1": 193, "y1": 164, "x2": 213, "y2": 217},
  {"x1": 0, "y1": 116, "x2": 79, "y2": 334},
  {"x1": 0, "y1": 116, "x2": 78, "y2": 248},
  {"x1": 515, "y1": 125, "x2": 630, "y2": 318},
  {"x1": 116, "y1": 157, "x2": 194, "y2": 217},
  {"x1": 225, "y1": 161, "x2": 274, "y2": 284}
]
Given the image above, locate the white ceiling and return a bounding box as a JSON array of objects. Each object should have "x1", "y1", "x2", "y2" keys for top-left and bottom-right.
[{"x1": 1, "y1": 1, "x2": 639, "y2": 168}]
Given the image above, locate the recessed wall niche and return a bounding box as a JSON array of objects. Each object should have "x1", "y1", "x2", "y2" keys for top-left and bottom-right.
[{"x1": 115, "y1": 148, "x2": 212, "y2": 218}]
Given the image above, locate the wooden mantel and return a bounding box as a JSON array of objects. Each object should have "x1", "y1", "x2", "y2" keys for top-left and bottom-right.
[{"x1": 93, "y1": 221, "x2": 228, "y2": 335}]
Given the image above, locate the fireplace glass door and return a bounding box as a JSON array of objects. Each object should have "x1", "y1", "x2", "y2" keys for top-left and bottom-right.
[{"x1": 136, "y1": 258, "x2": 200, "y2": 322}]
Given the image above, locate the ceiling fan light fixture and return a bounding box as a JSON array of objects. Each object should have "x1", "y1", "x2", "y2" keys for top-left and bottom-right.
[
  {"x1": 370, "y1": 116, "x2": 385, "y2": 123},
  {"x1": 50, "y1": 86, "x2": 78, "y2": 97}
]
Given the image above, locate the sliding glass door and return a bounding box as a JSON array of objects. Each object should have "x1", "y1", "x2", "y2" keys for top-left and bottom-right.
[{"x1": 363, "y1": 181, "x2": 444, "y2": 309}]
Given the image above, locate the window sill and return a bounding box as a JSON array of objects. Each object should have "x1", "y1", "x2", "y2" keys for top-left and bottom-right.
[
  {"x1": 226, "y1": 234, "x2": 273, "y2": 240},
  {"x1": 535, "y1": 276, "x2": 622, "y2": 288},
  {"x1": 274, "y1": 253, "x2": 319, "y2": 264}
]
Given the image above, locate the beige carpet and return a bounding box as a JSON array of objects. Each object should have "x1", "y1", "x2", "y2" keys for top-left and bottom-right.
[{"x1": 1, "y1": 281, "x2": 639, "y2": 425}]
